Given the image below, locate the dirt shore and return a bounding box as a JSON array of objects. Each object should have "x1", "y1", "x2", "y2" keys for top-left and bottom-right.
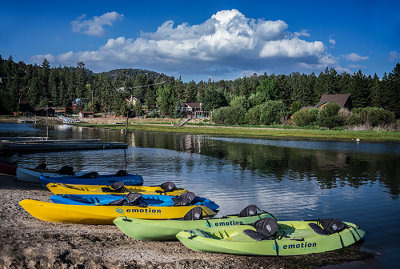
[{"x1": 0, "y1": 174, "x2": 373, "y2": 269}]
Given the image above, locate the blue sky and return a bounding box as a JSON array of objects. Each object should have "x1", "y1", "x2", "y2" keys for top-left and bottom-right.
[{"x1": 1, "y1": 0, "x2": 399, "y2": 81}]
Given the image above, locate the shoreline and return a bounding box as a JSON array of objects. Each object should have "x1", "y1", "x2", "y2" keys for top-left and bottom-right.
[
  {"x1": 1, "y1": 115, "x2": 399, "y2": 143},
  {"x1": 78, "y1": 121, "x2": 400, "y2": 143},
  {"x1": 0, "y1": 174, "x2": 375, "y2": 268}
]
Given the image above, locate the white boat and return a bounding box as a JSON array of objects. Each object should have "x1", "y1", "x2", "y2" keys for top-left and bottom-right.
[{"x1": 16, "y1": 166, "x2": 83, "y2": 183}]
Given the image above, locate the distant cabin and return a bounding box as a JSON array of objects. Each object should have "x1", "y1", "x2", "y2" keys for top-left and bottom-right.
[
  {"x1": 315, "y1": 94, "x2": 352, "y2": 110},
  {"x1": 78, "y1": 111, "x2": 94, "y2": 119},
  {"x1": 181, "y1": 102, "x2": 208, "y2": 118}
]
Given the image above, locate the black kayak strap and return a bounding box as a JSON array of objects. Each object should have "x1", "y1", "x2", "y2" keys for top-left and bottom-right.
[
  {"x1": 274, "y1": 239, "x2": 280, "y2": 257},
  {"x1": 338, "y1": 232, "x2": 345, "y2": 248},
  {"x1": 351, "y1": 226, "x2": 361, "y2": 239},
  {"x1": 201, "y1": 208, "x2": 212, "y2": 227},
  {"x1": 347, "y1": 227, "x2": 358, "y2": 242}
]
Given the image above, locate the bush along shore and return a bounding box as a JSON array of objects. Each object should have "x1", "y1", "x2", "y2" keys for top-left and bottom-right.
[{"x1": 75, "y1": 117, "x2": 400, "y2": 143}]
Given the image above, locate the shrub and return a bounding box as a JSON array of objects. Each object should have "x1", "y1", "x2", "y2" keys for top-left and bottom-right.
[
  {"x1": 245, "y1": 100, "x2": 287, "y2": 125},
  {"x1": 245, "y1": 105, "x2": 263, "y2": 125},
  {"x1": 211, "y1": 106, "x2": 246, "y2": 125},
  {"x1": 230, "y1": 96, "x2": 249, "y2": 109},
  {"x1": 338, "y1": 108, "x2": 352, "y2": 125},
  {"x1": 318, "y1": 103, "x2": 343, "y2": 129},
  {"x1": 290, "y1": 101, "x2": 302, "y2": 115},
  {"x1": 350, "y1": 107, "x2": 396, "y2": 127},
  {"x1": 248, "y1": 92, "x2": 265, "y2": 108},
  {"x1": 293, "y1": 108, "x2": 319, "y2": 127},
  {"x1": 259, "y1": 100, "x2": 288, "y2": 125},
  {"x1": 146, "y1": 110, "x2": 159, "y2": 118}
]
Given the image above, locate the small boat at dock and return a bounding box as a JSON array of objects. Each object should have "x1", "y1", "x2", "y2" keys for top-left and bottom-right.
[
  {"x1": 40, "y1": 170, "x2": 144, "y2": 187},
  {"x1": 16, "y1": 165, "x2": 83, "y2": 183}
]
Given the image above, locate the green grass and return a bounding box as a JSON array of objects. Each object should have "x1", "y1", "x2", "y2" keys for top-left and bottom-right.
[{"x1": 76, "y1": 122, "x2": 400, "y2": 143}]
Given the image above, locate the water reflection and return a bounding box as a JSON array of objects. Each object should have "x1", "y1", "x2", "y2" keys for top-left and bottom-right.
[
  {"x1": 2, "y1": 123, "x2": 399, "y2": 199},
  {"x1": 128, "y1": 133, "x2": 400, "y2": 199}
]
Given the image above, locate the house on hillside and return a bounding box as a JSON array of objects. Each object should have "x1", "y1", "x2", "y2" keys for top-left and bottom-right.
[
  {"x1": 315, "y1": 94, "x2": 352, "y2": 110},
  {"x1": 126, "y1": 95, "x2": 138, "y2": 106},
  {"x1": 78, "y1": 111, "x2": 94, "y2": 119},
  {"x1": 181, "y1": 102, "x2": 208, "y2": 118},
  {"x1": 53, "y1": 107, "x2": 66, "y2": 116}
]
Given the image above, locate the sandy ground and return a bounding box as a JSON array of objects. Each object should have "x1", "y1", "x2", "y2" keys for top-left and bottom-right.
[{"x1": 0, "y1": 174, "x2": 374, "y2": 269}]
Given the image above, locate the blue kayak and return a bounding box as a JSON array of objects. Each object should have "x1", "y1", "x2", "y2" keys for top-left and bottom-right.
[
  {"x1": 49, "y1": 192, "x2": 219, "y2": 211},
  {"x1": 40, "y1": 170, "x2": 143, "y2": 188}
]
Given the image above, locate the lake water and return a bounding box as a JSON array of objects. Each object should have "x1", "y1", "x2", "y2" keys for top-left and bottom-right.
[{"x1": 1, "y1": 122, "x2": 399, "y2": 268}]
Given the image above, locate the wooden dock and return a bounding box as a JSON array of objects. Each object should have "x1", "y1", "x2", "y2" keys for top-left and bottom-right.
[{"x1": 0, "y1": 138, "x2": 127, "y2": 154}]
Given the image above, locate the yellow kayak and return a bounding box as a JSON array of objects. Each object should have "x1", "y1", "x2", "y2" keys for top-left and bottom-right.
[
  {"x1": 19, "y1": 199, "x2": 217, "y2": 224},
  {"x1": 46, "y1": 181, "x2": 188, "y2": 196}
]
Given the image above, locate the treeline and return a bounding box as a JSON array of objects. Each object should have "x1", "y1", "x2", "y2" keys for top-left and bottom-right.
[{"x1": 0, "y1": 54, "x2": 399, "y2": 125}]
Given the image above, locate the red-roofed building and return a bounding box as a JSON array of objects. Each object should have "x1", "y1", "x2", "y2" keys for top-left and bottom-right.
[{"x1": 315, "y1": 94, "x2": 352, "y2": 110}]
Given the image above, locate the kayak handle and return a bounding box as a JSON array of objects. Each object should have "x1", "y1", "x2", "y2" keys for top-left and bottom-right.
[{"x1": 122, "y1": 216, "x2": 132, "y2": 222}]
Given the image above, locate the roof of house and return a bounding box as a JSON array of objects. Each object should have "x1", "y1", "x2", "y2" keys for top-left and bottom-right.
[
  {"x1": 316, "y1": 94, "x2": 351, "y2": 108},
  {"x1": 181, "y1": 102, "x2": 202, "y2": 108}
]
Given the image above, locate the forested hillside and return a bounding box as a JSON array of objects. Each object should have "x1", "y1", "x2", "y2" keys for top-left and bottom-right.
[{"x1": 1, "y1": 55, "x2": 399, "y2": 125}]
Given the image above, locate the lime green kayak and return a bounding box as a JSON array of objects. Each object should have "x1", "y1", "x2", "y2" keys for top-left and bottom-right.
[
  {"x1": 114, "y1": 205, "x2": 277, "y2": 241},
  {"x1": 176, "y1": 218, "x2": 365, "y2": 256}
]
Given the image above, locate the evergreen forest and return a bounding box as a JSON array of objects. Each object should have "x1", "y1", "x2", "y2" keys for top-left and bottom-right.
[{"x1": 1, "y1": 55, "x2": 399, "y2": 128}]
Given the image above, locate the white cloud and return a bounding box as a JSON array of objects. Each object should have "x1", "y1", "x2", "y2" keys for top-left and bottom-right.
[
  {"x1": 348, "y1": 64, "x2": 366, "y2": 69},
  {"x1": 343, "y1": 53, "x2": 369, "y2": 62},
  {"x1": 71, "y1": 11, "x2": 123, "y2": 36},
  {"x1": 32, "y1": 9, "x2": 338, "y2": 79},
  {"x1": 389, "y1": 51, "x2": 399, "y2": 61},
  {"x1": 329, "y1": 39, "x2": 336, "y2": 45}
]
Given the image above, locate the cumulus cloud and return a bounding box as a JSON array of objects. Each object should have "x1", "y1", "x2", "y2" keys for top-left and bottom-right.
[
  {"x1": 33, "y1": 9, "x2": 338, "y2": 79},
  {"x1": 343, "y1": 53, "x2": 369, "y2": 62},
  {"x1": 71, "y1": 11, "x2": 123, "y2": 36},
  {"x1": 389, "y1": 51, "x2": 399, "y2": 61}
]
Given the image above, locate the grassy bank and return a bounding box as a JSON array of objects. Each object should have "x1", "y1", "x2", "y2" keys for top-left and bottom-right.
[
  {"x1": 76, "y1": 122, "x2": 400, "y2": 143},
  {"x1": 1, "y1": 115, "x2": 397, "y2": 142}
]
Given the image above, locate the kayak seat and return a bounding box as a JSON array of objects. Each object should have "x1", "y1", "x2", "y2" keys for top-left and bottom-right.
[
  {"x1": 183, "y1": 207, "x2": 203, "y2": 220},
  {"x1": 111, "y1": 182, "x2": 125, "y2": 192},
  {"x1": 57, "y1": 165, "x2": 74, "y2": 175},
  {"x1": 238, "y1": 205, "x2": 258, "y2": 217},
  {"x1": 101, "y1": 182, "x2": 126, "y2": 193},
  {"x1": 105, "y1": 193, "x2": 146, "y2": 206},
  {"x1": 244, "y1": 218, "x2": 279, "y2": 241},
  {"x1": 106, "y1": 198, "x2": 126, "y2": 206},
  {"x1": 115, "y1": 170, "x2": 128, "y2": 177},
  {"x1": 125, "y1": 192, "x2": 145, "y2": 206},
  {"x1": 173, "y1": 192, "x2": 196, "y2": 206},
  {"x1": 243, "y1": 229, "x2": 274, "y2": 241},
  {"x1": 160, "y1": 181, "x2": 176, "y2": 192},
  {"x1": 309, "y1": 223, "x2": 328, "y2": 235},
  {"x1": 35, "y1": 163, "x2": 47, "y2": 170},
  {"x1": 309, "y1": 218, "x2": 346, "y2": 235}
]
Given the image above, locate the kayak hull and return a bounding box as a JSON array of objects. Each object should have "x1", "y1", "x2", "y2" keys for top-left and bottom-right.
[
  {"x1": 113, "y1": 213, "x2": 275, "y2": 241},
  {"x1": 40, "y1": 174, "x2": 144, "y2": 187},
  {"x1": 176, "y1": 220, "x2": 366, "y2": 256},
  {"x1": 48, "y1": 194, "x2": 219, "y2": 211},
  {"x1": 16, "y1": 167, "x2": 75, "y2": 183},
  {"x1": 19, "y1": 199, "x2": 217, "y2": 224},
  {"x1": 46, "y1": 183, "x2": 188, "y2": 196}
]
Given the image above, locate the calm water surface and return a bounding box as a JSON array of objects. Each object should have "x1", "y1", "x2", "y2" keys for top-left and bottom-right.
[{"x1": 1, "y1": 122, "x2": 399, "y2": 268}]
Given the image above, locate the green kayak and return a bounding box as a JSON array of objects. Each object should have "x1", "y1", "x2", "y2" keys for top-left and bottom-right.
[
  {"x1": 113, "y1": 205, "x2": 277, "y2": 241},
  {"x1": 176, "y1": 218, "x2": 365, "y2": 256}
]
